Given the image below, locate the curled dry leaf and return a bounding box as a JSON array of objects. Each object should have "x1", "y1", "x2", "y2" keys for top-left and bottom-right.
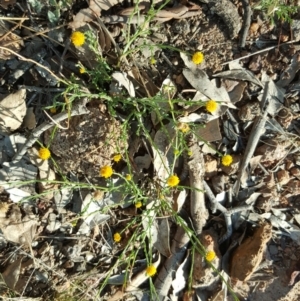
[
  {"x1": 0, "y1": 204, "x2": 37, "y2": 246},
  {"x1": 0, "y1": 89, "x2": 26, "y2": 134},
  {"x1": 231, "y1": 223, "x2": 272, "y2": 282}
]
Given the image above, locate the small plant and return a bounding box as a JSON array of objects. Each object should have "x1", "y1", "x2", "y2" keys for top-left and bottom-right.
[{"x1": 254, "y1": 0, "x2": 298, "y2": 24}]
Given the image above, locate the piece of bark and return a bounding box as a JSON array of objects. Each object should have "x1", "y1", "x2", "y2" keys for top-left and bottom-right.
[
  {"x1": 231, "y1": 223, "x2": 272, "y2": 282},
  {"x1": 188, "y1": 142, "x2": 208, "y2": 235}
]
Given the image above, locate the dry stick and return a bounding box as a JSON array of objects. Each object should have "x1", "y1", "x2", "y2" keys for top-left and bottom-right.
[
  {"x1": 239, "y1": 0, "x2": 252, "y2": 48},
  {"x1": 233, "y1": 81, "x2": 271, "y2": 195},
  {"x1": 12, "y1": 99, "x2": 89, "y2": 162},
  {"x1": 222, "y1": 39, "x2": 299, "y2": 65},
  {"x1": 188, "y1": 142, "x2": 208, "y2": 235},
  {"x1": 203, "y1": 181, "x2": 253, "y2": 243},
  {"x1": 154, "y1": 224, "x2": 190, "y2": 301}
]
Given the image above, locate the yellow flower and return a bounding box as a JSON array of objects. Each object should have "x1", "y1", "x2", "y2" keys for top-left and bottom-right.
[
  {"x1": 167, "y1": 175, "x2": 180, "y2": 187},
  {"x1": 146, "y1": 265, "x2": 157, "y2": 277},
  {"x1": 100, "y1": 166, "x2": 113, "y2": 178},
  {"x1": 50, "y1": 107, "x2": 56, "y2": 114},
  {"x1": 38, "y1": 147, "x2": 51, "y2": 160},
  {"x1": 192, "y1": 51, "x2": 204, "y2": 65},
  {"x1": 222, "y1": 155, "x2": 233, "y2": 166},
  {"x1": 113, "y1": 233, "x2": 121, "y2": 242},
  {"x1": 70, "y1": 31, "x2": 85, "y2": 47},
  {"x1": 113, "y1": 154, "x2": 122, "y2": 162},
  {"x1": 125, "y1": 174, "x2": 132, "y2": 181},
  {"x1": 135, "y1": 201, "x2": 142, "y2": 208},
  {"x1": 177, "y1": 123, "x2": 190, "y2": 133},
  {"x1": 206, "y1": 100, "x2": 218, "y2": 113},
  {"x1": 79, "y1": 67, "x2": 86, "y2": 74},
  {"x1": 205, "y1": 250, "x2": 216, "y2": 262},
  {"x1": 174, "y1": 149, "x2": 180, "y2": 156},
  {"x1": 150, "y1": 57, "x2": 157, "y2": 65},
  {"x1": 187, "y1": 150, "x2": 192, "y2": 156}
]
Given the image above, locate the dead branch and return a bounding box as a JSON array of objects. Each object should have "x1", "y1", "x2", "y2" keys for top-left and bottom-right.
[
  {"x1": 233, "y1": 81, "x2": 271, "y2": 195},
  {"x1": 239, "y1": 0, "x2": 252, "y2": 48},
  {"x1": 188, "y1": 142, "x2": 208, "y2": 235}
]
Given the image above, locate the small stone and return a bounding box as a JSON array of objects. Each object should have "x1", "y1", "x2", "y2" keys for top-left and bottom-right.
[{"x1": 269, "y1": 244, "x2": 278, "y2": 255}]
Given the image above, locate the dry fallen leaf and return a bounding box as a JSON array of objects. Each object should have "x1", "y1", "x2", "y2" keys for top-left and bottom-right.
[
  {"x1": 0, "y1": 204, "x2": 37, "y2": 245},
  {"x1": 0, "y1": 89, "x2": 26, "y2": 134},
  {"x1": 2, "y1": 257, "x2": 22, "y2": 290}
]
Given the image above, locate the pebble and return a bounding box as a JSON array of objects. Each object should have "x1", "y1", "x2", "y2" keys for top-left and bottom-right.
[{"x1": 269, "y1": 244, "x2": 278, "y2": 255}]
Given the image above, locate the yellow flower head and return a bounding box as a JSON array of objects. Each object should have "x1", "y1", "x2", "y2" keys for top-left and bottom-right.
[
  {"x1": 70, "y1": 31, "x2": 85, "y2": 47},
  {"x1": 79, "y1": 67, "x2": 86, "y2": 74},
  {"x1": 100, "y1": 166, "x2": 113, "y2": 178},
  {"x1": 135, "y1": 201, "x2": 142, "y2": 208},
  {"x1": 50, "y1": 107, "x2": 57, "y2": 114},
  {"x1": 113, "y1": 154, "x2": 122, "y2": 163},
  {"x1": 150, "y1": 57, "x2": 157, "y2": 65},
  {"x1": 146, "y1": 265, "x2": 157, "y2": 277},
  {"x1": 174, "y1": 149, "x2": 180, "y2": 156},
  {"x1": 113, "y1": 232, "x2": 121, "y2": 242},
  {"x1": 222, "y1": 155, "x2": 233, "y2": 166},
  {"x1": 125, "y1": 174, "x2": 132, "y2": 181},
  {"x1": 187, "y1": 150, "x2": 193, "y2": 157},
  {"x1": 177, "y1": 122, "x2": 190, "y2": 133},
  {"x1": 205, "y1": 250, "x2": 216, "y2": 262},
  {"x1": 192, "y1": 51, "x2": 204, "y2": 65},
  {"x1": 38, "y1": 147, "x2": 51, "y2": 160},
  {"x1": 206, "y1": 100, "x2": 218, "y2": 113},
  {"x1": 167, "y1": 175, "x2": 180, "y2": 187}
]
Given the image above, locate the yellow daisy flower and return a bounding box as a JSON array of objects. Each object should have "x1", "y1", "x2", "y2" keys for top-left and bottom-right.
[
  {"x1": 38, "y1": 147, "x2": 51, "y2": 160},
  {"x1": 79, "y1": 67, "x2": 86, "y2": 74},
  {"x1": 50, "y1": 107, "x2": 57, "y2": 114},
  {"x1": 146, "y1": 265, "x2": 157, "y2": 277},
  {"x1": 206, "y1": 100, "x2": 218, "y2": 113},
  {"x1": 167, "y1": 175, "x2": 180, "y2": 187},
  {"x1": 125, "y1": 174, "x2": 132, "y2": 181},
  {"x1": 135, "y1": 201, "x2": 142, "y2": 208},
  {"x1": 192, "y1": 51, "x2": 204, "y2": 65},
  {"x1": 113, "y1": 154, "x2": 122, "y2": 162},
  {"x1": 113, "y1": 232, "x2": 121, "y2": 242},
  {"x1": 70, "y1": 31, "x2": 85, "y2": 47},
  {"x1": 100, "y1": 166, "x2": 113, "y2": 178},
  {"x1": 222, "y1": 155, "x2": 233, "y2": 166},
  {"x1": 177, "y1": 123, "x2": 190, "y2": 133},
  {"x1": 205, "y1": 250, "x2": 216, "y2": 262}
]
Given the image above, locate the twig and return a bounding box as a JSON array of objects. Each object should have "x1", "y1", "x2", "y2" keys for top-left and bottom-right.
[
  {"x1": 222, "y1": 39, "x2": 299, "y2": 65},
  {"x1": 203, "y1": 181, "x2": 253, "y2": 243},
  {"x1": 233, "y1": 81, "x2": 271, "y2": 195},
  {"x1": 12, "y1": 99, "x2": 89, "y2": 162},
  {"x1": 188, "y1": 142, "x2": 208, "y2": 235},
  {"x1": 239, "y1": 0, "x2": 252, "y2": 48}
]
